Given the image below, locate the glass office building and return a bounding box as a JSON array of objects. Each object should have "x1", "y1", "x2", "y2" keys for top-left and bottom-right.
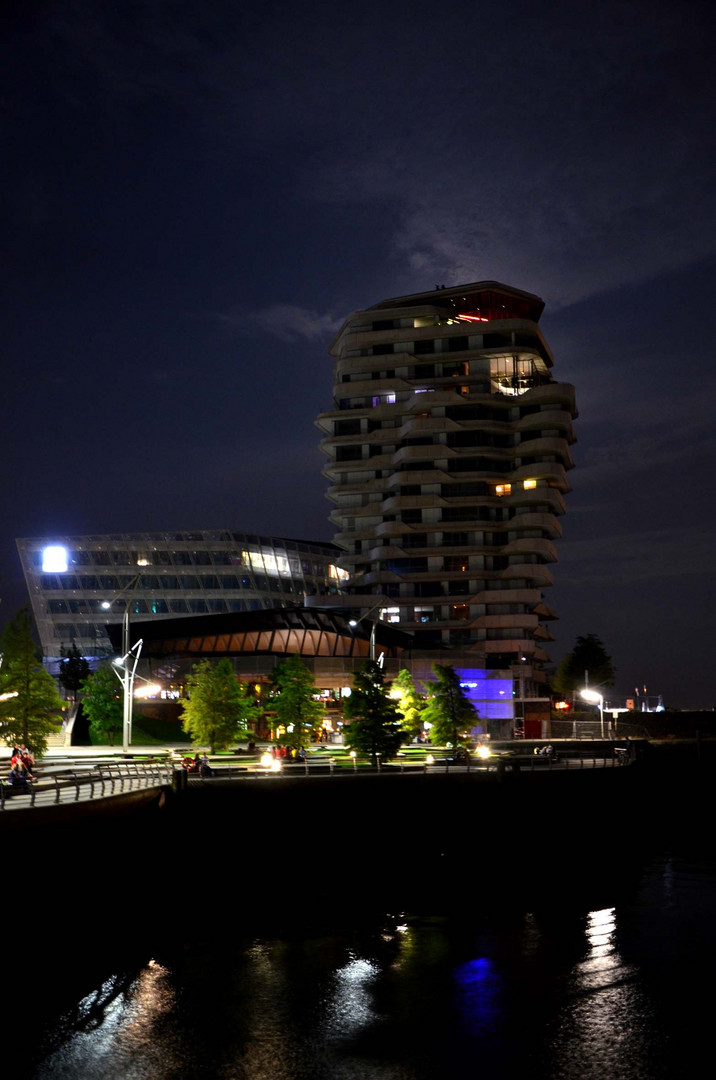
[{"x1": 17, "y1": 531, "x2": 348, "y2": 661}]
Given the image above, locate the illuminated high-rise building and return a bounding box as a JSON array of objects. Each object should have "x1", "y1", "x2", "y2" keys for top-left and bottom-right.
[{"x1": 316, "y1": 281, "x2": 577, "y2": 695}]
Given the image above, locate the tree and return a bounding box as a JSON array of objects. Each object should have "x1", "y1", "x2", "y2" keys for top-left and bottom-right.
[
  {"x1": 180, "y1": 658, "x2": 256, "y2": 753},
  {"x1": 421, "y1": 664, "x2": 477, "y2": 749},
  {"x1": 392, "y1": 668, "x2": 426, "y2": 741},
  {"x1": 343, "y1": 660, "x2": 404, "y2": 765},
  {"x1": 553, "y1": 634, "x2": 616, "y2": 698},
  {"x1": 0, "y1": 607, "x2": 64, "y2": 757},
  {"x1": 269, "y1": 655, "x2": 324, "y2": 748},
  {"x1": 58, "y1": 641, "x2": 90, "y2": 704},
  {"x1": 80, "y1": 664, "x2": 123, "y2": 745}
]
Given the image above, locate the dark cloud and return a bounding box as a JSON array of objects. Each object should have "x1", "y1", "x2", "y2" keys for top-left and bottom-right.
[{"x1": 1, "y1": 0, "x2": 714, "y2": 706}]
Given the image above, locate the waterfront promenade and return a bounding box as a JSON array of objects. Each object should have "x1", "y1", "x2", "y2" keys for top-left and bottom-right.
[{"x1": 0, "y1": 738, "x2": 631, "y2": 815}]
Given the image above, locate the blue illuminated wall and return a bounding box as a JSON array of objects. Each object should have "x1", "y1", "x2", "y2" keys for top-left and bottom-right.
[{"x1": 455, "y1": 669, "x2": 514, "y2": 730}]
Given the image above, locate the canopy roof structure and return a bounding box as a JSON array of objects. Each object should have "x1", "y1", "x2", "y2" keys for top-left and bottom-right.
[{"x1": 106, "y1": 605, "x2": 413, "y2": 662}]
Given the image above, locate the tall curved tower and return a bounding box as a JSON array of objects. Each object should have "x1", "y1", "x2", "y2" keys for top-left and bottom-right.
[{"x1": 316, "y1": 281, "x2": 577, "y2": 694}]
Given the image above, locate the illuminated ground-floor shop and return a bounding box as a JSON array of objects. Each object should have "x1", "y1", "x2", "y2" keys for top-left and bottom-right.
[{"x1": 106, "y1": 606, "x2": 550, "y2": 740}]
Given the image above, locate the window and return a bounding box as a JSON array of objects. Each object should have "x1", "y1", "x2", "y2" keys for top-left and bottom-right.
[
  {"x1": 523, "y1": 479, "x2": 537, "y2": 490},
  {"x1": 442, "y1": 532, "x2": 469, "y2": 546},
  {"x1": 495, "y1": 484, "x2": 512, "y2": 496},
  {"x1": 444, "y1": 556, "x2": 469, "y2": 572},
  {"x1": 442, "y1": 361, "x2": 468, "y2": 377},
  {"x1": 335, "y1": 419, "x2": 361, "y2": 436},
  {"x1": 336, "y1": 446, "x2": 362, "y2": 461}
]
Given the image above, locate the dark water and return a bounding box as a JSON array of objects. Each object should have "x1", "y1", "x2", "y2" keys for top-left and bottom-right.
[{"x1": 21, "y1": 842, "x2": 716, "y2": 1079}]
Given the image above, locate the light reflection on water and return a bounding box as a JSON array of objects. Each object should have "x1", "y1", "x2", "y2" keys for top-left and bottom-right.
[{"x1": 30, "y1": 852, "x2": 716, "y2": 1079}]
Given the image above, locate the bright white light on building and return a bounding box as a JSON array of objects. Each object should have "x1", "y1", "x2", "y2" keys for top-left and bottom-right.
[{"x1": 42, "y1": 546, "x2": 68, "y2": 573}]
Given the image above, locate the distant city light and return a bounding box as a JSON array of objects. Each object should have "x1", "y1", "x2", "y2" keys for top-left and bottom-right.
[{"x1": 42, "y1": 545, "x2": 68, "y2": 573}]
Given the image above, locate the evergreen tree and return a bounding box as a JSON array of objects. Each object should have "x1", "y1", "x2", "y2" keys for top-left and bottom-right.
[
  {"x1": 180, "y1": 658, "x2": 255, "y2": 753},
  {"x1": 58, "y1": 641, "x2": 90, "y2": 704},
  {"x1": 392, "y1": 668, "x2": 426, "y2": 740},
  {"x1": 553, "y1": 634, "x2": 616, "y2": 698},
  {"x1": 0, "y1": 607, "x2": 63, "y2": 757},
  {"x1": 80, "y1": 664, "x2": 123, "y2": 745},
  {"x1": 421, "y1": 664, "x2": 477, "y2": 749},
  {"x1": 343, "y1": 661, "x2": 404, "y2": 765},
  {"x1": 269, "y1": 654, "x2": 324, "y2": 748}
]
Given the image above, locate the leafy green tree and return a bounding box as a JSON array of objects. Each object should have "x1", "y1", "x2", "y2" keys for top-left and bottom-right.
[
  {"x1": 343, "y1": 660, "x2": 404, "y2": 766},
  {"x1": 180, "y1": 658, "x2": 256, "y2": 752},
  {"x1": 269, "y1": 654, "x2": 324, "y2": 748},
  {"x1": 0, "y1": 607, "x2": 63, "y2": 757},
  {"x1": 553, "y1": 634, "x2": 616, "y2": 698},
  {"x1": 421, "y1": 664, "x2": 477, "y2": 749},
  {"x1": 80, "y1": 664, "x2": 123, "y2": 745},
  {"x1": 58, "y1": 641, "x2": 90, "y2": 704},
  {"x1": 392, "y1": 668, "x2": 426, "y2": 740}
]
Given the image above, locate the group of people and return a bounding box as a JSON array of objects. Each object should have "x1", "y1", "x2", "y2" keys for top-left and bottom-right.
[
  {"x1": 180, "y1": 752, "x2": 214, "y2": 778},
  {"x1": 7, "y1": 744, "x2": 37, "y2": 791},
  {"x1": 270, "y1": 745, "x2": 307, "y2": 762}
]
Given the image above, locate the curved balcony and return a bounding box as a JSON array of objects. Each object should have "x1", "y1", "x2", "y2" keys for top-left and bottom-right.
[
  {"x1": 500, "y1": 564, "x2": 553, "y2": 587},
  {"x1": 385, "y1": 467, "x2": 452, "y2": 487},
  {"x1": 516, "y1": 435, "x2": 574, "y2": 464},
  {"x1": 507, "y1": 513, "x2": 562, "y2": 538},
  {"x1": 391, "y1": 444, "x2": 452, "y2": 467},
  {"x1": 397, "y1": 416, "x2": 458, "y2": 439},
  {"x1": 509, "y1": 462, "x2": 571, "y2": 491},
  {"x1": 508, "y1": 487, "x2": 566, "y2": 515},
  {"x1": 503, "y1": 538, "x2": 558, "y2": 563},
  {"x1": 515, "y1": 381, "x2": 577, "y2": 414},
  {"x1": 484, "y1": 638, "x2": 540, "y2": 656},
  {"x1": 515, "y1": 408, "x2": 576, "y2": 437},
  {"x1": 475, "y1": 587, "x2": 543, "y2": 605},
  {"x1": 474, "y1": 613, "x2": 539, "y2": 630},
  {"x1": 374, "y1": 521, "x2": 411, "y2": 539}
]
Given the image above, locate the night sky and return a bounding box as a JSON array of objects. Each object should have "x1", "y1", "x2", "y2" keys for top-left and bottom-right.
[{"x1": 3, "y1": 1, "x2": 714, "y2": 708}]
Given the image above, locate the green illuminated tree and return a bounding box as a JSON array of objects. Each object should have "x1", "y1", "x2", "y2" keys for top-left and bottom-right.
[
  {"x1": 180, "y1": 658, "x2": 256, "y2": 753},
  {"x1": 553, "y1": 634, "x2": 616, "y2": 698},
  {"x1": 343, "y1": 661, "x2": 404, "y2": 766},
  {"x1": 269, "y1": 654, "x2": 324, "y2": 748},
  {"x1": 392, "y1": 668, "x2": 426, "y2": 740},
  {"x1": 80, "y1": 664, "x2": 123, "y2": 745},
  {"x1": 421, "y1": 664, "x2": 477, "y2": 749},
  {"x1": 0, "y1": 607, "x2": 63, "y2": 757}
]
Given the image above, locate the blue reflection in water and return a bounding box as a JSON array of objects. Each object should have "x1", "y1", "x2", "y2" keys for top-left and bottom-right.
[{"x1": 453, "y1": 956, "x2": 501, "y2": 1037}]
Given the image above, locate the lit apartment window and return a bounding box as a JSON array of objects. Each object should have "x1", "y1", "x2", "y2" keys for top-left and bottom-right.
[
  {"x1": 523, "y1": 479, "x2": 537, "y2": 490},
  {"x1": 495, "y1": 484, "x2": 512, "y2": 496},
  {"x1": 380, "y1": 606, "x2": 401, "y2": 623}
]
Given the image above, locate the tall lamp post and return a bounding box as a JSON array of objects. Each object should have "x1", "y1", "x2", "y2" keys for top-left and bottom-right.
[
  {"x1": 348, "y1": 601, "x2": 385, "y2": 664},
  {"x1": 102, "y1": 575, "x2": 143, "y2": 754},
  {"x1": 580, "y1": 688, "x2": 604, "y2": 739}
]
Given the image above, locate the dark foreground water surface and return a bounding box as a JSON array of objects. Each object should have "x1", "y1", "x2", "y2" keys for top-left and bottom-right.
[{"x1": 20, "y1": 840, "x2": 716, "y2": 1080}]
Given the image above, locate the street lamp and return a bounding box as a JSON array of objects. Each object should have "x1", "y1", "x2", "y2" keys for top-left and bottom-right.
[
  {"x1": 580, "y1": 688, "x2": 604, "y2": 739},
  {"x1": 112, "y1": 630, "x2": 143, "y2": 754},
  {"x1": 348, "y1": 601, "x2": 385, "y2": 663},
  {"x1": 102, "y1": 575, "x2": 143, "y2": 754}
]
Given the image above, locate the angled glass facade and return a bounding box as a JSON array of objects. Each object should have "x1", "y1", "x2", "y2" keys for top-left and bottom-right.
[{"x1": 17, "y1": 531, "x2": 347, "y2": 660}]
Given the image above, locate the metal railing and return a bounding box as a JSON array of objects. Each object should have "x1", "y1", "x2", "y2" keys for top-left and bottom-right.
[{"x1": 0, "y1": 759, "x2": 173, "y2": 811}]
